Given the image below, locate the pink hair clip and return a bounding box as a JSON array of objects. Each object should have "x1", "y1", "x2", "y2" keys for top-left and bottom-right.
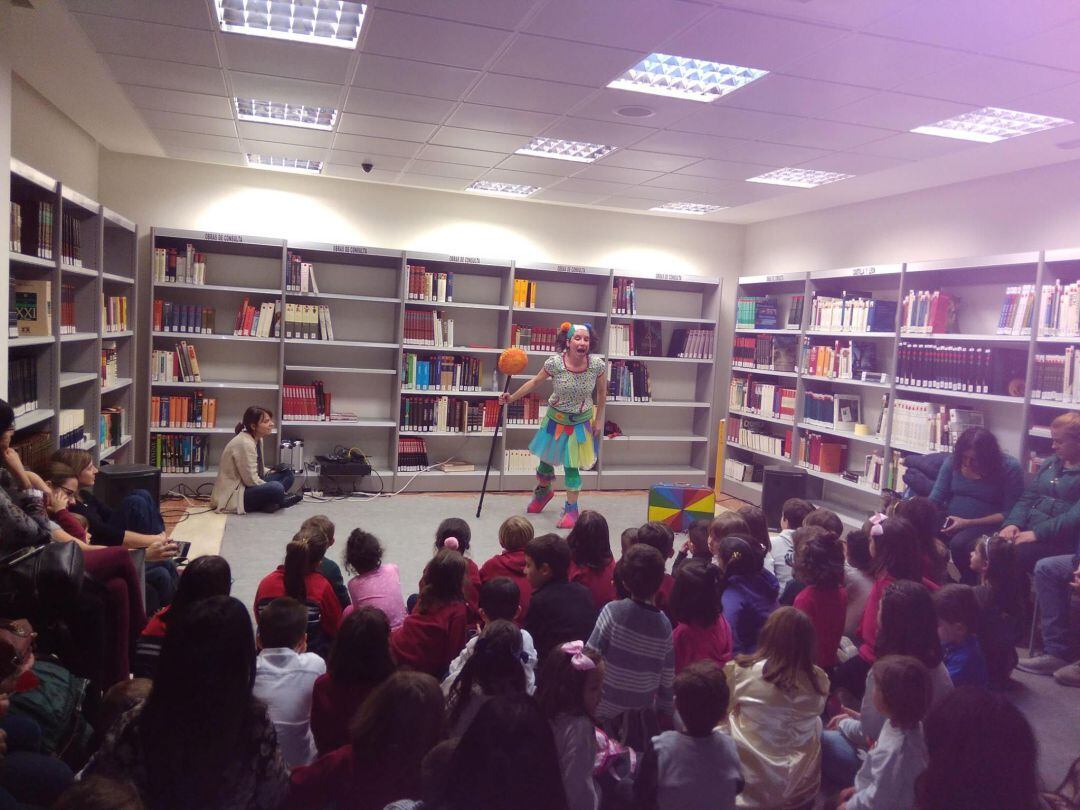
[
  {"x1": 443, "y1": 537, "x2": 460, "y2": 550},
  {"x1": 560, "y1": 640, "x2": 597, "y2": 671},
  {"x1": 868, "y1": 513, "x2": 887, "y2": 538}
]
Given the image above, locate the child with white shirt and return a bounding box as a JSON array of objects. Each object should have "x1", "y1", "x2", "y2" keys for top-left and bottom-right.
[
  {"x1": 253, "y1": 597, "x2": 326, "y2": 769},
  {"x1": 769, "y1": 498, "x2": 814, "y2": 588},
  {"x1": 838, "y1": 655, "x2": 931, "y2": 810}
]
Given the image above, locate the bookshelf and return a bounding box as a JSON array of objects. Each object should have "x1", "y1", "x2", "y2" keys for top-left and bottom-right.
[
  {"x1": 723, "y1": 251, "x2": 1071, "y2": 529},
  {"x1": 142, "y1": 234, "x2": 722, "y2": 493},
  {"x1": 7, "y1": 159, "x2": 136, "y2": 466}
]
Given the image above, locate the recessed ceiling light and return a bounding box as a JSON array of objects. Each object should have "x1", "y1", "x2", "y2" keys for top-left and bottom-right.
[
  {"x1": 746, "y1": 168, "x2": 854, "y2": 188},
  {"x1": 245, "y1": 154, "x2": 324, "y2": 175},
  {"x1": 649, "y1": 202, "x2": 727, "y2": 215},
  {"x1": 614, "y1": 105, "x2": 655, "y2": 119},
  {"x1": 215, "y1": 0, "x2": 367, "y2": 48},
  {"x1": 911, "y1": 106, "x2": 1073, "y2": 143},
  {"x1": 466, "y1": 181, "x2": 540, "y2": 197},
  {"x1": 608, "y1": 53, "x2": 767, "y2": 103},
  {"x1": 514, "y1": 137, "x2": 616, "y2": 163},
  {"x1": 236, "y1": 99, "x2": 338, "y2": 130}
]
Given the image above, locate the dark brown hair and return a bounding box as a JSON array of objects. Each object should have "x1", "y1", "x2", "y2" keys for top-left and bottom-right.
[
  {"x1": 635, "y1": 521, "x2": 675, "y2": 558},
  {"x1": 803, "y1": 507, "x2": 843, "y2": 537},
  {"x1": 567, "y1": 510, "x2": 613, "y2": 569},
  {"x1": 792, "y1": 526, "x2": 845, "y2": 589},
  {"x1": 675, "y1": 661, "x2": 730, "y2": 736},
  {"x1": 709, "y1": 512, "x2": 750, "y2": 547},
  {"x1": 670, "y1": 559, "x2": 722, "y2": 628},
  {"x1": 933, "y1": 584, "x2": 980, "y2": 633},
  {"x1": 736, "y1": 505, "x2": 771, "y2": 559},
  {"x1": 236, "y1": 405, "x2": 272, "y2": 435},
  {"x1": 328, "y1": 606, "x2": 394, "y2": 687},
  {"x1": 867, "y1": 516, "x2": 923, "y2": 581},
  {"x1": 446, "y1": 620, "x2": 526, "y2": 728},
  {"x1": 622, "y1": 543, "x2": 665, "y2": 600},
  {"x1": 872, "y1": 655, "x2": 931, "y2": 728},
  {"x1": 257, "y1": 596, "x2": 307, "y2": 649},
  {"x1": 781, "y1": 498, "x2": 815, "y2": 530},
  {"x1": 525, "y1": 533, "x2": 571, "y2": 582},
  {"x1": 417, "y1": 549, "x2": 467, "y2": 614},
  {"x1": 876, "y1": 580, "x2": 942, "y2": 668},
  {"x1": 535, "y1": 644, "x2": 602, "y2": 721},
  {"x1": 283, "y1": 529, "x2": 329, "y2": 602}
]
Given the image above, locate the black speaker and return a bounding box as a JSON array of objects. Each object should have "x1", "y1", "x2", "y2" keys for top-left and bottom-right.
[
  {"x1": 94, "y1": 464, "x2": 162, "y2": 512},
  {"x1": 762, "y1": 466, "x2": 807, "y2": 531}
]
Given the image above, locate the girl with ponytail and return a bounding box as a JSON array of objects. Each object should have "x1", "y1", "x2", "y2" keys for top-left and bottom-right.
[{"x1": 715, "y1": 534, "x2": 779, "y2": 655}]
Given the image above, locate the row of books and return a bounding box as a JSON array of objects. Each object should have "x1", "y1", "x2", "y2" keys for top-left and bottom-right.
[
  {"x1": 724, "y1": 457, "x2": 760, "y2": 483},
  {"x1": 404, "y1": 308, "x2": 453, "y2": 346},
  {"x1": 607, "y1": 359, "x2": 652, "y2": 401},
  {"x1": 506, "y1": 394, "x2": 542, "y2": 424},
  {"x1": 151, "y1": 394, "x2": 218, "y2": 428},
  {"x1": 400, "y1": 396, "x2": 499, "y2": 433},
  {"x1": 60, "y1": 215, "x2": 84, "y2": 268},
  {"x1": 512, "y1": 278, "x2": 539, "y2": 308},
  {"x1": 397, "y1": 437, "x2": 430, "y2": 471},
  {"x1": 11, "y1": 432, "x2": 51, "y2": 472},
  {"x1": 735, "y1": 295, "x2": 780, "y2": 329},
  {"x1": 670, "y1": 328, "x2": 714, "y2": 359},
  {"x1": 401, "y1": 353, "x2": 487, "y2": 392},
  {"x1": 900, "y1": 290, "x2": 957, "y2": 334},
  {"x1": 9, "y1": 202, "x2": 22, "y2": 254},
  {"x1": 286, "y1": 252, "x2": 319, "y2": 293},
  {"x1": 407, "y1": 264, "x2": 454, "y2": 302},
  {"x1": 808, "y1": 293, "x2": 897, "y2": 333},
  {"x1": 8, "y1": 356, "x2": 39, "y2": 415},
  {"x1": 153, "y1": 245, "x2": 207, "y2": 285},
  {"x1": 281, "y1": 302, "x2": 333, "y2": 340},
  {"x1": 801, "y1": 392, "x2": 863, "y2": 432},
  {"x1": 11, "y1": 200, "x2": 53, "y2": 260},
  {"x1": 102, "y1": 294, "x2": 128, "y2": 333},
  {"x1": 234, "y1": 298, "x2": 278, "y2": 338},
  {"x1": 896, "y1": 342, "x2": 1025, "y2": 395},
  {"x1": 732, "y1": 334, "x2": 797, "y2": 372},
  {"x1": 511, "y1": 325, "x2": 558, "y2": 352},
  {"x1": 101, "y1": 341, "x2": 119, "y2": 387},
  {"x1": 997, "y1": 285, "x2": 1035, "y2": 335},
  {"x1": 802, "y1": 338, "x2": 879, "y2": 380},
  {"x1": 100, "y1": 406, "x2": 127, "y2": 450},
  {"x1": 150, "y1": 434, "x2": 210, "y2": 474},
  {"x1": 1038, "y1": 279, "x2": 1080, "y2": 337},
  {"x1": 60, "y1": 285, "x2": 76, "y2": 334},
  {"x1": 608, "y1": 322, "x2": 660, "y2": 357},
  {"x1": 728, "y1": 378, "x2": 796, "y2": 421},
  {"x1": 152, "y1": 300, "x2": 214, "y2": 334},
  {"x1": 151, "y1": 342, "x2": 202, "y2": 383},
  {"x1": 1032, "y1": 350, "x2": 1080, "y2": 403},
  {"x1": 12, "y1": 280, "x2": 52, "y2": 337},
  {"x1": 890, "y1": 400, "x2": 982, "y2": 452},
  {"x1": 7, "y1": 281, "x2": 16, "y2": 339},
  {"x1": 283, "y1": 382, "x2": 333, "y2": 422},
  {"x1": 883, "y1": 450, "x2": 908, "y2": 493},
  {"x1": 726, "y1": 415, "x2": 791, "y2": 459},
  {"x1": 58, "y1": 408, "x2": 87, "y2": 449},
  {"x1": 795, "y1": 432, "x2": 846, "y2": 475},
  {"x1": 506, "y1": 448, "x2": 544, "y2": 472},
  {"x1": 612, "y1": 278, "x2": 637, "y2": 315}
]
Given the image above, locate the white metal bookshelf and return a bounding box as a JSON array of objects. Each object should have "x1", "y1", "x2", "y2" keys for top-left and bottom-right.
[
  {"x1": 724, "y1": 252, "x2": 1078, "y2": 527},
  {"x1": 7, "y1": 159, "x2": 137, "y2": 467},
  {"x1": 141, "y1": 231, "x2": 722, "y2": 492}
]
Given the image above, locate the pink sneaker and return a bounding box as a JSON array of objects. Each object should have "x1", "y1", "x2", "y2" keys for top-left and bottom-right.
[
  {"x1": 527, "y1": 489, "x2": 554, "y2": 514},
  {"x1": 556, "y1": 508, "x2": 579, "y2": 529}
]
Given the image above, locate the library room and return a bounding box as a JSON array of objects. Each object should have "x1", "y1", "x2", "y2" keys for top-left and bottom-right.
[{"x1": 2, "y1": 2, "x2": 1079, "y2": 808}]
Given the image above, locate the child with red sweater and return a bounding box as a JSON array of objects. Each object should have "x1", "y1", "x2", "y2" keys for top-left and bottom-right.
[
  {"x1": 435, "y1": 517, "x2": 481, "y2": 609},
  {"x1": 392, "y1": 549, "x2": 470, "y2": 678},
  {"x1": 791, "y1": 526, "x2": 847, "y2": 672},
  {"x1": 479, "y1": 515, "x2": 534, "y2": 618},
  {"x1": 255, "y1": 529, "x2": 342, "y2": 658},
  {"x1": 670, "y1": 559, "x2": 733, "y2": 673},
  {"x1": 568, "y1": 510, "x2": 617, "y2": 611}
]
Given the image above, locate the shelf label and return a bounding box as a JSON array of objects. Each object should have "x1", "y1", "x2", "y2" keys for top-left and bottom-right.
[
  {"x1": 851, "y1": 266, "x2": 876, "y2": 276},
  {"x1": 332, "y1": 245, "x2": 368, "y2": 254},
  {"x1": 202, "y1": 232, "x2": 244, "y2": 243},
  {"x1": 449, "y1": 255, "x2": 481, "y2": 264},
  {"x1": 655, "y1": 272, "x2": 683, "y2": 281},
  {"x1": 766, "y1": 274, "x2": 785, "y2": 282},
  {"x1": 555, "y1": 265, "x2": 587, "y2": 274}
]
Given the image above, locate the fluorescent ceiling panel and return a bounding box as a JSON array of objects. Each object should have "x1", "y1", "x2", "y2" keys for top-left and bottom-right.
[
  {"x1": 911, "y1": 106, "x2": 1073, "y2": 143},
  {"x1": 649, "y1": 202, "x2": 727, "y2": 214},
  {"x1": 236, "y1": 99, "x2": 338, "y2": 130},
  {"x1": 245, "y1": 153, "x2": 324, "y2": 174},
  {"x1": 746, "y1": 167, "x2": 854, "y2": 188},
  {"x1": 607, "y1": 53, "x2": 767, "y2": 102},
  {"x1": 466, "y1": 180, "x2": 540, "y2": 197},
  {"x1": 216, "y1": 0, "x2": 367, "y2": 48},
  {"x1": 515, "y1": 136, "x2": 617, "y2": 163}
]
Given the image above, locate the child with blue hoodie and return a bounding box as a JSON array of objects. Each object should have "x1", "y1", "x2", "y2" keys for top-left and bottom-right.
[{"x1": 716, "y1": 535, "x2": 780, "y2": 655}]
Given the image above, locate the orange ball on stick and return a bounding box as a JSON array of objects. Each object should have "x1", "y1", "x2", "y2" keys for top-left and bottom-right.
[{"x1": 498, "y1": 347, "x2": 529, "y2": 376}]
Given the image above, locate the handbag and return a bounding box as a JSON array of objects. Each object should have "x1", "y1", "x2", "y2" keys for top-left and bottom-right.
[{"x1": 0, "y1": 541, "x2": 85, "y2": 618}]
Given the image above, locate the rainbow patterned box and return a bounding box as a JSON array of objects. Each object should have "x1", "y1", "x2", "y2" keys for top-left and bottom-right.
[{"x1": 647, "y1": 483, "x2": 715, "y2": 534}]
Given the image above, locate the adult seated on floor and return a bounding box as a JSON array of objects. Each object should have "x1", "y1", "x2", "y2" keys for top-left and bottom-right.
[
  {"x1": 211, "y1": 406, "x2": 300, "y2": 515},
  {"x1": 930, "y1": 427, "x2": 1024, "y2": 584},
  {"x1": 52, "y1": 449, "x2": 179, "y2": 614},
  {"x1": 999, "y1": 412, "x2": 1080, "y2": 573}
]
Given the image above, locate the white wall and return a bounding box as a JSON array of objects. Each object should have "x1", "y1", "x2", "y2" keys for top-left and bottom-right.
[{"x1": 744, "y1": 156, "x2": 1080, "y2": 275}]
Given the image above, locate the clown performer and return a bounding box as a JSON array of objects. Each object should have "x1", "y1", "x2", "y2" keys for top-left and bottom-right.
[{"x1": 498, "y1": 322, "x2": 606, "y2": 529}]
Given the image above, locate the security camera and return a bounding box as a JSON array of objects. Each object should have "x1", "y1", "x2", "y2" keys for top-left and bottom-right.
[{"x1": 361, "y1": 162, "x2": 373, "y2": 174}]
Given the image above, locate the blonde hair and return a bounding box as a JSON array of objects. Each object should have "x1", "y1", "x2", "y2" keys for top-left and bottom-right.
[
  {"x1": 1051, "y1": 412, "x2": 1080, "y2": 443},
  {"x1": 736, "y1": 607, "x2": 825, "y2": 695},
  {"x1": 301, "y1": 514, "x2": 335, "y2": 545},
  {"x1": 499, "y1": 515, "x2": 534, "y2": 552}
]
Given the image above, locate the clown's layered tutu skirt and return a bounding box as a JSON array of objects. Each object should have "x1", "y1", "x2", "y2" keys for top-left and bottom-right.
[{"x1": 528, "y1": 406, "x2": 597, "y2": 470}]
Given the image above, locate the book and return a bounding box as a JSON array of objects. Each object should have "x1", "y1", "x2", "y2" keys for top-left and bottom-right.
[
  {"x1": 154, "y1": 300, "x2": 214, "y2": 333},
  {"x1": 632, "y1": 320, "x2": 663, "y2": 357},
  {"x1": 607, "y1": 360, "x2": 652, "y2": 402},
  {"x1": 901, "y1": 289, "x2": 958, "y2": 334},
  {"x1": 785, "y1": 295, "x2": 804, "y2": 330},
  {"x1": 9, "y1": 202, "x2": 22, "y2": 253},
  {"x1": 60, "y1": 284, "x2": 76, "y2": 335},
  {"x1": 100, "y1": 406, "x2": 127, "y2": 449},
  {"x1": 612, "y1": 278, "x2": 636, "y2": 315},
  {"x1": 150, "y1": 434, "x2": 210, "y2": 474},
  {"x1": 102, "y1": 294, "x2": 129, "y2": 332},
  {"x1": 397, "y1": 437, "x2": 430, "y2": 471},
  {"x1": 101, "y1": 341, "x2": 118, "y2": 387},
  {"x1": 726, "y1": 415, "x2": 792, "y2": 459},
  {"x1": 399, "y1": 395, "x2": 499, "y2": 432},
  {"x1": 729, "y1": 376, "x2": 796, "y2": 421},
  {"x1": 408, "y1": 264, "x2": 454, "y2": 302},
  {"x1": 9, "y1": 355, "x2": 38, "y2": 415},
  {"x1": 997, "y1": 285, "x2": 1035, "y2": 335},
  {"x1": 61, "y1": 214, "x2": 82, "y2": 267},
  {"x1": 13, "y1": 279, "x2": 52, "y2": 337}
]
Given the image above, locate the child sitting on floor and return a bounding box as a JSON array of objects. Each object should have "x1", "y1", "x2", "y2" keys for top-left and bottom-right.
[
  {"x1": 842, "y1": 528, "x2": 874, "y2": 639},
  {"x1": 769, "y1": 498, "x2": 814, "y2": 588},
  {"x1": 345, "y1": 528, "x2": 405, "y2": 629},
  {"x1": 792, "y1": 526, "x2": 848, "y2": 672},
  {"x1": 969, "y1": 534, "x2": 1023, "y2": 689},
  {"x1": 673, "y1": 518, "x2": 714, "y2": 574},
  {"x1": 445, "y1": 619, "x2": 529, "y2": 738},
  {"x1": 391, "y1": 549, "x2": 470, "y2": 679},
  {"x1": 633, "y1": 521, "x2": 677, "y2": 619},
  {"x1": 567, "y1": 510, "x2": 617, "y2": 611},
  {"x1": 299, "y1": 514, "x2": 349, "y2": 607},
  {"x1": 737, "y1": 505, "x2": 774, "y2": 569},
  {"x1": 434, "y1": 517, "x2": 481, "y2": 608},
  {"x1": 716, "y1": 535, "x2": 779, "y2": 655},
  {"x1": 670, "y1": 559, "x2": 733, "y2": 673},
  {"x1": 523, "y1": 533, "x2": 598, "y2": 664},
  {"x1": 478, "y1": 516, "x2": 534, "y2": 618},
  {"x1": 934, "y1": 584, "x2": 988, "y2": 688}
]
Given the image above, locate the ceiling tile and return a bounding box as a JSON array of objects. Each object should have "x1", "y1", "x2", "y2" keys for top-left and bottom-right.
[
  {"x1": 240, "y1": 140, "x2": 328, "y2": 162},
  {"x1": 325, "y1": 165, "x2": 402, "y2": 183},
  {"x1": 714, "y1": 138, "x2": 832, "y2": 166},
  {"x1": 124, "y1": 85, "x2": 233, "y2": 118},
  {"x1": 571, "y1": 165, "x2": 663, "y2": 184},
  {"x1": 139, "y1": 109, "x2": 237, "y2": 138},
  {"x1": 333, "y1": 134, "x2": 426, "y2": 159},
  {"x1": 617, "y1": 184, "x2": 720, "y2": 203},
  {"x1": 236, "y1": 122, "x2": 334, "y2": 149},
  {"x1": 154, "y1": 129, "x2": 240, "y2": 152},
  {"x1": 601, "y1": 149, "x2": 702, "y2": 172},
  {"x1": 364, "y1": 10, "x2": 513, "y2": 70},
  {"x1": 675, "y1": 159, "x2": 776, "y2": 180},
  {"x1": 163, "y1": 146, "x2": 245, "y2": 167},
  {"x1": 1011, "y1": 81, "x2": 1080, "y2": 123},
  {"x1": 223, "y1": 37, "x2": 352, "y2": 83},
  {"x1": 466, "y1": 74, "x2": 595, "y2": 115},
  {"x1": 697, "y1": 0, "x2": 914, "y2": 30},
  {"x1": 370, "y1": 0, "x2": 538, "y2": 30},
  {"x1": 540, "y1": 117, "x2": 655, "y2": 148},
  {"x1": 64, "y1": 0, "x2": 214, "y2": 28},
  {"x1": 71, "y1": 13, "x2": 219, "y2": 65},
  {"x1": 661, "y1": 7, "x2": 849, "y2": 73},
  {"x1": 337, "y1": 114, "x2": 437, "y2": 142},
  {"x1": 851, "y1": 132, "x2": 981, "y2": 160},
  {"x1": 824, "y1": 92, "x2": 972, "y2": 131},
  {"x1": 593, "y1": 196, "x2": 660, "y2": 211},
  {"x1": 635, "y1": 129, "x2": 750, "y2": 159},
  {"x1": 493, "y1": 154, "x2": 584, "y2": 176},
  {"x1": 444, "y1": 104, "x2": 558, "y2": 137},
  {"x1": 103, "y1": 55, "x2": 227, "y2": 96},
  {"x1": 548, "y1": 178, "x2": 635, "y2": 196},
  {"x1": 784, "y1": 34, "x2": 964, "y2": 90},
  {"x1": 398, "y1": 173, "x2": 475, "y2": 192},
  {"x1": 642, "y1": 173, "x2": 736, "y2": 193},
  {"x1": 343, "y1": 88, "x2": 456, "y2": 124},
  {"x1": 671, "y1": 106, "x2": 797, "y2": 140},
  {"x1": 794, "y1": 151, "x2": 911, "y2": 174},
  {"x1": 430, "y1": 127, "x2": 528, "y2": 153},
  {"x1": 722, "y1": 75, "x2": 875, "y2": 118},
  {"x1": 491, "y1": 35, "x2": 644, "y2": 86},
  {"x1": 352, "y1": 54, "x2": 480, "y2": 100},
  {"x1": 416, "y1": 144, "x2": 506, "y2": 168},
  {"x1": 229, "y1": 74, "x2": 341, "y2": 109},
  {"x1": 765, "y1": 118, "x2": 897, "y2": 150},
  {"x1": 524, "y1": 0, "x2": 710, "y2": 51},
  {"x1": 406, "y1": 160, "x2": 489, "y2": 180},
  {"x1": 531, "y1": 189, "x2": 607, "y2": 204},
  {"x1": 568, "y1": 88, "x2": 702, "y2": 130},
  {"x1": 479, "y1": 168, "x2": 560, "y2": 188},
  {"x1": 891, "y1": 55, "x2": 1079, "y2": 108},
  {"x1": 330, "y1": 151, "x2": 412, "y2": 172},
  {"x1": 1001, "y1": 19, "x2": 1080, "y2": 72}
]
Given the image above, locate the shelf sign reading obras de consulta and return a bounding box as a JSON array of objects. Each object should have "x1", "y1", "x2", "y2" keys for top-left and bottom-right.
[
  {"x1": 851, "y1": 266, "x2": 877, "y2": 276},
  {"x1": 332, "y1": 245, "x2": 368, "y2": 254},
  {"x1": 202, "y1": 232, "x2": 243, "y2": 243},
  {"x1": 655, "y1": 272, "x2": 683, "y2": 281},
  {"x1": 448, "y1": 256, "x2": 481, "y2": 264},
  {"x1": 556, "y1": 265, "x2": 587, "y2": 274}
]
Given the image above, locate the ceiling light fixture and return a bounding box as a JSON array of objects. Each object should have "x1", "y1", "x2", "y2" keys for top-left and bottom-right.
[
  {"x1": 215, "y1": 0, "x2": 367, "y2": 48},
  {"x1": 746, "y1": 168, "x2": 854, "y2": 188},
  {"x1": 466, "y1": 180, "x2": 540, "y2": 197},
  {"x1": 236, "y1": 99, "x2": 338, "y2": 130},
  {"x1": 608, "y1": 53, "x2": 768, "y2": 103},
  {"x1": 911, "y1": 106, "x2": 1073, "y2": 143},
  {"x1": 245, "y1": 154, "x2": 324, "y2": 175},
  {"x1": 649, "y1": 202, "x2": 727, "y2": 215},
  {"x1": 514, "y1": 137, "x2": 616, "y2": 163}
]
